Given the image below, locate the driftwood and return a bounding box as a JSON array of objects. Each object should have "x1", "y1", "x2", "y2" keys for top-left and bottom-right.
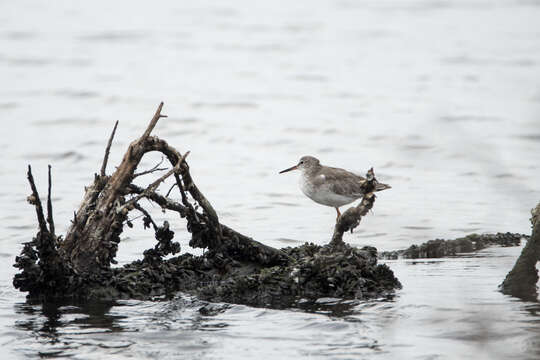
[
  {"x1": 500, "y1": 202, "x2": 540, "y2": 300},
  {"x1": 13, "y1": 103, "x2": 399, "y2": 307}
]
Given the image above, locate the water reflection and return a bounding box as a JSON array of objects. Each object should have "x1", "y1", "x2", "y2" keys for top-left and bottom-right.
[
  {"x1": 15, "y1": 299, "x2": 119, "y2": 340},
  {"x1": 13, "y1": 300, "x2": 123, "y2": 358},
  {"x1": 12, "y1": 296, "x2": 232, "y2": 358},
  {"x1": 296, "y1": 295, "x2": 397, "y2": 318}
]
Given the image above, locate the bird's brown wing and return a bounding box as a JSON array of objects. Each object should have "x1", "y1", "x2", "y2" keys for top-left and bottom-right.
[{"x1": 312, "y1": 167, "x2": 367, "y2": 197}]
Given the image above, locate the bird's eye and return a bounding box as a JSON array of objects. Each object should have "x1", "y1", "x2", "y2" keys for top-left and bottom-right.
[{"x1": 299, "y1": 161, "x2": 304, "y2": 164}]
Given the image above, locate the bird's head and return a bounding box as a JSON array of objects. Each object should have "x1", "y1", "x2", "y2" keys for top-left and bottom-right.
[{"x1": 279, "y1": 155, "x2": 320, "y2": 174}]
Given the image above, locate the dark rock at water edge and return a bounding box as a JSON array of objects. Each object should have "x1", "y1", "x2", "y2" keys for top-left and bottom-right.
[
  {"x1": 197, "y1": 243, "x2": 400, "y2": 308},
  {"x1": 379, "y1": 232, "x2": 527, "y2": 260},
  {"x1": 500, "y1": 203, "x2": 540, "y2": 301},
  {"x1": 15, "y1": 237, "x2": 400, "y2": 309}
]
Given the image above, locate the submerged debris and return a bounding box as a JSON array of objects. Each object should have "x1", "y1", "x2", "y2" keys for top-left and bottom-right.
[{"x1": 379, "y1": 232, "x2": 526, "y2": 260}]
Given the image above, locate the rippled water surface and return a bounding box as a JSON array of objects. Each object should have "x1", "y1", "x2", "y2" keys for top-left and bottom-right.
[{"x1": 1, "y1": 0, "x2": 540, "y2": 359}]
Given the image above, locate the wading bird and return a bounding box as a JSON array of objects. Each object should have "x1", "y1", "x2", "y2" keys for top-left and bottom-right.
[{"x1": 279, "y1": 156, "x2": 391, "y2": 220}]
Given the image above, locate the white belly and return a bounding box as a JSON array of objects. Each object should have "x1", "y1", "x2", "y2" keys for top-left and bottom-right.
[{"x1": 299, "y1": 176, "x2": 357, "y2": 208}]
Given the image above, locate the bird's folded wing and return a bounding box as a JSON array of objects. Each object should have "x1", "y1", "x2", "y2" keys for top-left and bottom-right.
[{"x1": 313, "y1": 167, "x2": 367, "y2": 197}]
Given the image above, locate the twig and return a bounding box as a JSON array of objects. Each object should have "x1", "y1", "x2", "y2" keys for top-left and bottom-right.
[
  {"x1": 140, "y1": 102, "x2": 167, "y2": 142},
  {"x1": 165, "y1": 183, "x2": 178, "y2": 197},
  {"x1": 100, "y1": 120, "x2": 119, "y2": 176},
  {"x1": 144, "y1": 137, "x2": 221, "y2": 233},
  {"x1": 47, "y1": 165, "x2": 55, "y2": 236},
  {"x1": 125, "y1": 183, "x2": 289, "y2": 265},
  {"x1": 26, "y1": 165, "x2": 48, "y2": 234},
  {"x1": 119, "y1": 151, "x2": 190, "y2": 212},
  {"x1": 127, "y1": 184, "x2": 187, "y2": 215},
  {"x1": 133, "y1": 203, "x2": 158, "y2": 230},
  {"x1": 134, "y1": 167, "x2": 168, "y2": 178},
  {"x1": 133, "y1": 156, "x2": 167, "y2": 178},
  {"x1": 174, "y1": 173, "x2": 191, "y2": 210},
  {"x1": 173, "y1": 171, "x2": 202, "y2": 225}
]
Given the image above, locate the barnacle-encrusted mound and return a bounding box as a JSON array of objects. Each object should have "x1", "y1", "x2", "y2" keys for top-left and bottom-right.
[
  {"x1": 196, "y1": 243, "x2": 400, "y2": 308},
  {"x1": 379, "y1": 232, "x2": 526, "y2": 260},
  {"x1": 74, "y1": 241, "x2": 400, "y2": 308}
]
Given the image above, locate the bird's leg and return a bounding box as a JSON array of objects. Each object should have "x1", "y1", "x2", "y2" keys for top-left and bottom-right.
[{"x1": 335, "y1": 207, "x2": 341, "y2": 221}]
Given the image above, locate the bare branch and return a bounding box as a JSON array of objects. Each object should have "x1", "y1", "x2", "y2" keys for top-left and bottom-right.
[
  {"x1": 174, "y1": 172, "x2": 191, "y2": 210},
  {"x1": 119, "y1": 151, "x2": 190, "y2": 212},
  {"x1": 141, "y1": 102, "x2": 166, "y2": 142},
  {"x1": 126, "y1": 183, "x2": 187, "y2": 216},
  {"x1": 47, "y1": 164, "x2": 55, "y2": 236},
  {"x1": 144, "y1": 137, "x2": 221, "y2": 234},
  {"x1": 125, "y1": 183, "x2": 289, "y2": 265},
  {"x1": 26, "y1": 165, "x2": 48, "y2": 234},
  {"x1": 133, "y1": 203, "x2": 158, "y2": 231},
  {"x1": 100, "y1": 120, "x2": 119, "y2": 176},
  {"x1": 165, "y1": 183, "x2": 177, "y2": 197},
  {"x1": 133, "y1": 156, "x2": 167, "y2": 178},
  {"x1": 134, "y1": 167, "x2": 168, "y2": 178}
]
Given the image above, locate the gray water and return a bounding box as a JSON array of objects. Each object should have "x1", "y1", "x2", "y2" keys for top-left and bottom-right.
[{"x1": 1, "y1": 0, "x2": 540, "y2": 358}]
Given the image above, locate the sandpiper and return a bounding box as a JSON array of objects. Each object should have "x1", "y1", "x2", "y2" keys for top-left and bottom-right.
[{"x1": 279, "y1": 156, "x2": 391, "y2": 220}]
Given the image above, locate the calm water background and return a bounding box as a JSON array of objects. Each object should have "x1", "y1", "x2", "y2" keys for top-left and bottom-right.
[{"x1": 1, "y1": 0, "x2": 540, "y2": 358}]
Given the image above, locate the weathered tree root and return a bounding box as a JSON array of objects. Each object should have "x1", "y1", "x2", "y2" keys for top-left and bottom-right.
[
  {"x1": 500, "y1": 202, "x2": 540, "y2": 300},
  {"x1": 379, "y1": 232, "x2": 527, "y2": 260},
  {"x1": 13, "y1": 103, "x2": 399, "y2": 307}
]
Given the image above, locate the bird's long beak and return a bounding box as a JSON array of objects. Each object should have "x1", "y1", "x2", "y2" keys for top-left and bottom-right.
[{"x1": 279, "y1": 164, "x2": 298, "y2": 174}]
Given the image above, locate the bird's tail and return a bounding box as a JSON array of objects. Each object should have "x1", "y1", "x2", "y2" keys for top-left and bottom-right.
[{"x1": 374, "y1": 182, "x2": 391, "y2": 192}]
